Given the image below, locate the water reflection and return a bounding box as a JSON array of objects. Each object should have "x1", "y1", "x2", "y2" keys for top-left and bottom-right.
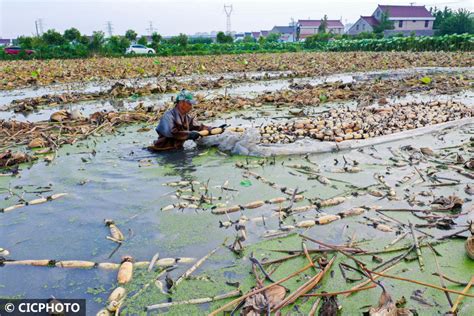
[{"x1": 144, "y1": 145, "x2": 203, "y2": 179}]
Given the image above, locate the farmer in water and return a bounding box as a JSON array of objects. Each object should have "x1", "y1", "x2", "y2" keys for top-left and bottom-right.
[{"x1": 150, "y1": 90, "x2": 210, "y2": 151}]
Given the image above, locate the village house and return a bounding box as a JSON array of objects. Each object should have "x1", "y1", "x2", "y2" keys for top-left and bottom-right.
[
  {"x1": 347, "y1": 4, "x2": 435, "y2": 36},
  {"x1": 269, "y1": 25, "x2": 296, "y2": 42},
  {"x1": 297, "y1": 19, "x2": 345, "y2": 40},
  {"x1": 0, "y1": 38, "x2": 12, "y2": 46}
]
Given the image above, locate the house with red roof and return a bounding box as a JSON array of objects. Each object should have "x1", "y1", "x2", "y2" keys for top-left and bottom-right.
[
  {"x1": 297, "y1": 19, "x2": 344, "y2": 40},
  {"x1": 347, "y1": 4, "x2": 435, "y2": 36}
]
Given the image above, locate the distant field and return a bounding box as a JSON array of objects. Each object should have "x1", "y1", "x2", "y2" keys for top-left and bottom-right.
[{"x1": 0, "y1": 51, "x2": 472, "y2": 90}]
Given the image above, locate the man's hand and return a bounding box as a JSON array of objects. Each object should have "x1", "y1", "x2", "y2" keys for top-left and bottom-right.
[{"x1": 187, "y1": 131, "x2": 201, "y2": 141}]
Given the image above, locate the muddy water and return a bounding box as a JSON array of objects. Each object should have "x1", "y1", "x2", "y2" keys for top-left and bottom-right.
[
  {"x1": 1, "y1": 66, "x2": 472, "y2": 122},
  {"x1": 0, "y1": 68, "x2": 473, "y2": 314},
  {"x1": 1, "y1": 113, "x2": 473, "y2": 314}
]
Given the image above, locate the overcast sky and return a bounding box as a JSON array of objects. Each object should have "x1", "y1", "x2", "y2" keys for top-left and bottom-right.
[{"x1": 1, "y1": 0, "x2": 472, "y2": 38}]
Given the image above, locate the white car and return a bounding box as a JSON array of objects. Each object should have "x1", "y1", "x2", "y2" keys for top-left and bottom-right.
[{"x1": 125, "y1": 44, "x2": 155, "y2": 54}]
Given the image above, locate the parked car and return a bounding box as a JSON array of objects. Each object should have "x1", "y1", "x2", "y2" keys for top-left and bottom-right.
[
  {"x1": 125, "y1": 44, "x2": 155, "y2": 54},
  {"x1": 4, "y1": 46, "x2": 35, "y2": 55}
]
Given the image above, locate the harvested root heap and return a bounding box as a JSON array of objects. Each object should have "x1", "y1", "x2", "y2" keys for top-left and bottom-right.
[{"x1": 260, "y1": 100, "x2": 472, "y2": 144}]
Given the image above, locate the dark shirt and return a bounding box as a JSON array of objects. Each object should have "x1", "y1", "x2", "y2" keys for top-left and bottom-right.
[{"x1": 150, "y1": 107, "x2": 208, "y2": 151}]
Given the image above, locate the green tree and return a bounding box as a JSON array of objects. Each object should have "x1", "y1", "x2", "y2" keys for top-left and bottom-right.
[
  {"x1": 17, "y1": 36, "x2": 34, "y2": 48},
  {"x1": 151, "y1": 32, "x2": 162, "y2": 44},
  {"x1": 189, "y1": 37, "x2": 213, "y2": 44},
  {"x1": 106, "y1": 36, "x2": 130, "y2": 53},
  {"x1": 438, "y1": 9, "x2": 473, "y2": 35},
  {"x1": 137, "y1": 35, "x2": 148, "y2": 45},
  {"x1": 216, "y1": 31, "x2": 233, "y2": 43},
  {"x1": 431, "y1": 6, "x2": 453, "y2": 30},
  {"x1": 373, "y1": 12, "x2": 394, "y2": 33},
  {"x1": 304, "y1": 32, "x2": 331, "y2": 46},
  {"x1": 89, "y1": 31, "x2": 105, "y2": 52},
  {"x1": 42, "y1": 29, "x2": 66, "y2": 45},
  {"x1": 318, "y1": 15, "x2": 328, "y2": 33},
  {"x1": 242, "y1": 35, "x2": 255, "y2": 43},
  {"x1": 125, "y1": 29, "x2": 138, "y2": 42},
  {"x1": 78, "y1": 35, "x2": 90, "y2": 45},
  {"x1": 266, "y1": 33, "x2": 281, "y2": 43},
  {"x1": 168, "y1": 33, "x2": 188, "y2": 46},
  {"x1": 63, "y1": 28, "x2": 81, "y2": 42},
  {"x1": 150, "y1": 32, "x2": 162, "y2": 50}
]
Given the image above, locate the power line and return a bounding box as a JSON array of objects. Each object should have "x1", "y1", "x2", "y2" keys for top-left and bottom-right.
[
  {"x1": 105, "y1": 21, "x2": 113, "y2": 37},
  {"x1": 35, "y1": 18, "x2": 44, "y2": 35},
  {"x1": 224, "y1": 4, "x2": 233, "y2": 34},
  {"x1": 38, "y1": 19, "x2": 44, "y2": 34},
  {"x1": 35, "y1": 20, "x2": 39, "y2": 37},
  {"x1": 146, "y1": 21, "x2": 156, "y2": 36}
]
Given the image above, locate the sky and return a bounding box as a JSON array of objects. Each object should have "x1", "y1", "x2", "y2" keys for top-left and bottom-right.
[{"x1": 1, "y1": 0, "x2": 473, "y2": 38}]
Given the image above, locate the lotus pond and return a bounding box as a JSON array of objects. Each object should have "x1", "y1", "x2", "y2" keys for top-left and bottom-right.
[{"x1": 0, "y1": 57, "x2": 473, "y2": 315}]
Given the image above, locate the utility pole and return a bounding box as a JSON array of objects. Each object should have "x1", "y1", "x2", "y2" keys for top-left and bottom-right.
[
  {"x1": 224, "y1": 4, "x2": 233, "y2": 35},
  {"x1": 290, "y1": 17, "x2": 296, "y2": 42},
  {"x1": 146, "y1": 21, "x2": 155, "y2": 36},
  {"x1": 105, "y1": 21, "x2": 113, "y2": 37},
  {"x1": 37, "y1": 18, "x2": 44, "y2": 35},
  {"x1": 35, "y1": 20, "x2": 39, "y2": 37}
]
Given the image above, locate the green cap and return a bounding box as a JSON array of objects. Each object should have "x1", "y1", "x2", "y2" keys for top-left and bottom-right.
[{"x1": 176, "y1": 90, "x2": 197, "y2": 104}]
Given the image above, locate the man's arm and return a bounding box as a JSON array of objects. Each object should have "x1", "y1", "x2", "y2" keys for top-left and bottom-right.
[{"x1": 189, "y1": 117, "x2": 210, "y2": 132}]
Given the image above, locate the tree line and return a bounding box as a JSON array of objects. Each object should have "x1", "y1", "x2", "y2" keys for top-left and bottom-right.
[{"x1": 2, "y1": 6, "x2": 471, "y2": 59}]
